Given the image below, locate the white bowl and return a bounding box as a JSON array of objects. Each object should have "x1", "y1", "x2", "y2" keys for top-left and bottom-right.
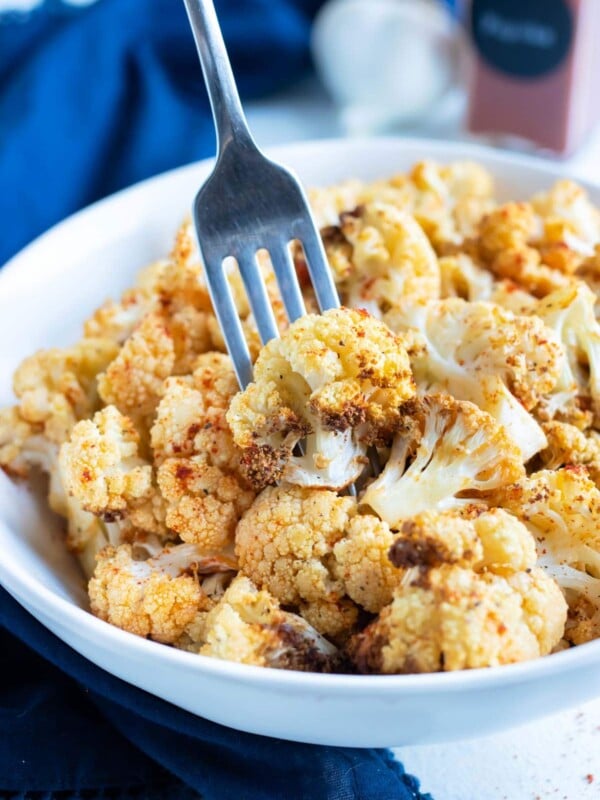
[{"x1": 1, "y1": 137, "x2": 600, "y2": 748}]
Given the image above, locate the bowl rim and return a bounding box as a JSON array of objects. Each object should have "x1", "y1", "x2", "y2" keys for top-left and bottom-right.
[{"x1": 2, "y1": 134, "x2": 600, "y2": 694}]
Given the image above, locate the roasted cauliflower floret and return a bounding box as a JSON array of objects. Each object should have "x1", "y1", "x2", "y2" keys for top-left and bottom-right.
[
  {"x1": 12, "y1": 339, "x2": 119, "y2": 444},
  {"x1": 235, "y1": 485, "x2": 359, "y2": 641},
  {"x1": 533, "y1": 282, "x2": 600, "y2": 422},
  {"x1": 59, "y1": 406, "x2": 153, "y2": 519},
  {"x1": 0, "y1": 406, "x2": 57, "y2": 477},
  {"x1": 323, "y1": 203, "x2": 440, "y2": 316},
  {"x1": 531, "y1": 179, "x2": 600, "y2": 263},
  {"x1": 97, "y1": 313, "x2": 175, "y2": 425},
  {"x1": 89, "y1": 542, "x2": 235, "y2": 644},
  {"x1": 348, "y1": 564, "x2": 566, "y2": 673},
  {"x1": 386, "y1": 298, "x2": 563, "y2": 459},
  {"x1": 157, "y1": 456, "x2": 254, "y2": 550},
  {"x1": 197, "y1": 575, "x2": 338, "y2": 671},
  {"x1": 438, "y1": 253, "x2": 494, "y2": 302},
  {"x1": 227, "y1": 307, "x2": 415, "y2": 491},
  {"x1": 537, "y1": 421, "x2": 600, "y2": 484},
  {"x1": 493, "y1": 468, "x2": 600, "y2": 644},
  {"x1": 151, "y1": 353, "x2": 240, "y2": 470},
  {"x1": 362, "y1": 396, "x2": 523, "y2": 528}
]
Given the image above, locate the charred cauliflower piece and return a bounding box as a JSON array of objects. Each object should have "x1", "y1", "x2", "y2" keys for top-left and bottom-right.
[
  {"x1": 89, "y1": 542, "x2": 236, "y2": 644},
  {"x1": 386, "y1": 298, "x2": 563, "y2": 459},
  {"x1": 235, "y1": 485, "x2": 360, "y2": 641},
  {"x1": 361, "y1": 395, "x2": 523, "y2": 528},
  {"x1": 493, "y1": 468, "x2": 600, "y2": 645},
  {"x1": 197, "y1": 575, "x2": 338, "y2": 671},
  {"x1": 323, "y1": 203, "x2": 440, "y2": 316},
  {"x1": 227, "y1": 307, "x2": 415, "y2": 491},
  {"x1": 349, "y1": 564, "x2": 566, "y2": 674},
  {"x1": 537, "y1": 421, "x2": 600, "y2": 485},
  {"x1": 59, "y1": 406, "x2": 152, "y2": 519}
]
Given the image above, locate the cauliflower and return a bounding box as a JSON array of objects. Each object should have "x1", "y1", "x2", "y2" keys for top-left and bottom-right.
[
  {"x1": 532, "y1": 282, "x2": 600, "y2": 422},
  {"x1": 0, "y1": 406, "x2": 57, "y2": 478},
  {"x1": 157, "y1": 456, "x2": 254, "y2": 550},
  {"x1": 348, "y1": 564, "x2": 566, "y2": 673},
  {"x1": 58, "y1": 405, "x2": 153, "y2": 519},
  {"x1": 12, "y1": 339, "x2": 119, "y2": 444},
  {"x1": 438, "y1": 253, "x2": 494, "y2": 302},
  {"x1": 537, "y1": 421, "x2": 600, "y2": 485},
  {"x1": 227, "y1": 307, "x2": 415, "y2": 491},
  {"x1": 493, "y1": 468, "x2": 600, "y2": 645},
  {"x1": 531, "y1": 179, "x2": 600, "y2": 263},
  {"x1": 322, "y1": 203, "x2": 440, "y2": 316},
  {"x1": 308, "y1": 180, "x2": 366, "y2": 228},
  {"x1": 386, "y1": 298, "x2": 563, "y2": 459},
  {"x1": 150, "y1": 353, "x2": 240, "y2": 471},
  {"x1": 197, "y1": 575, "x2": 338, "y2": 671},
  {"x1": 361, "y1": 395, "x2": 523, "y2": 528},
  {"x1": 235, "y1": 485, "x2": 360, "y2": 641},
  {"x1": 89, "y1": 542, "x2": 236, "y2": 644}
]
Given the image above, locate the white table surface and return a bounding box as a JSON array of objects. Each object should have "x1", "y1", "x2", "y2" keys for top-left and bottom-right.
[{"x1": 246, "y1": 79, "x2": 600, "y2": 800}]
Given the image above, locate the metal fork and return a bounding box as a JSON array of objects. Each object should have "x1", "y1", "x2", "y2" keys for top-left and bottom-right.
[{"x1": 182, "y1": 0, "x2": 340, "y2": 390}]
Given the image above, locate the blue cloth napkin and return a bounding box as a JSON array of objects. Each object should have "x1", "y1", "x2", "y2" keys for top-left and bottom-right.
[{"x1": 0, "y1": 1, "x2": 433, "y2": 798}]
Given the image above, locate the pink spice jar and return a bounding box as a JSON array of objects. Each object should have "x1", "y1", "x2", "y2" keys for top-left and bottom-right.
[{"x1": 466, "y1": 0, "x2": 600, "y2": 155}]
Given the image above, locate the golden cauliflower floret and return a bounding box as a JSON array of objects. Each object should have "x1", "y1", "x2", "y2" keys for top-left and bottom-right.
[
  {"x1": 151, "y1": 353, "x2": 240, "y2": 470},
  {"x1": 157, "y1": 456, "x2": 254, "y2": 550},
  {"x1": 531, "y1": 179, "x2": 600, "y2": 263},
  {"x1": 532, "y1": 282, "x2": 600, "y2": 422},
  {"x1": 59, "y1": 406, "x2": 153, "y2": 518},
  {"x1": 469, "y1": 508, "x2": 537, "y2": 575},
  {"x1": 348, "y1": 564, "x2": 566, "y2": 674},
  {"x1": 537, "y1": 421, "x2": 600, "y2": 484},
  {"x1": 325, "y1": 203, "x2": 440, "y2": 316},
  {"x1": 12, "y1": 338, "x2": 119, "y2": 443},
  {"x1": 332, "y1": 514, "x2": 402, "y2": 613},
  {"x1": 97, "y1": 313, "x2": 175, "y2": 424},
  {"x1": 438, "y1": 253, "x2": 494, "y2": 302},
  {"x1": 89, "y1": 543, "x2": 225, "y2": 644},
  {"x1": 198, "y1": 575, "x2": 338, "y2": 671},
  {"x1": 235, "y1": 485, "x2": 359, "y2": 640},
  {"x1": 386, "y1": 298, "x2": 563, "y2": 460},
  {"x1": 227, "y1": 307, "x2": 415, "y2": 491},
  {"x1": 308, "y1": 180, "x2": 365, "y2": 228},
  {"x1": 362, "y1": 395, "x2": 524, "y2": 529},
  {"x1": 493, "y1": 468, "x2": 600, "y2": 645},
  {"x1": 0, "y1": 406, "x2": 56, "y2": 477}
]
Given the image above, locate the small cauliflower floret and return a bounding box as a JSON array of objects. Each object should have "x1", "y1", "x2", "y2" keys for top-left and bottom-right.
[
  {"x1": 386, "y1": 298, "x2": 563, "y2": 459},
  {"x1": 308, "y1": 180, "x2": 365, "y2": 228},
  {"x1": 533, "y1": 282, "x2": 600, "y2": 422},
  {"x1": 89, "y1": 542, "x2": 235, "y2": 643},
  {"x1": 157, "y1": 457, "x2": 254, "y2": 550},
  {"x1": 362, "y1": 395, "x2": 523, "y2": 528},
  {"x1": 537, "y1": 421, "x2": 600, "y2": 484},
  {"x1": 438, "y1": 253, "x2": 494, "y2": 302},
  {"x1": 332, "y1": 514, "x2": 402, "y2": 613},
  {"x1": 0, "y1": 406, "x2": 57, "y2": 477},
  {"x1": 324, "y1": 203, "x2": 440, "y2": 316},
  {"x1": 59, "y1": 406, "x2": 153, "y2": 518},
  {"x1": 227, "y1": 307, "x2": 415, "y2": 491},
  {"x1": 493, "y1": 468, "x2": 600, "y2": 645},
  {"x1": 97, "y1": 313, "x2": 175, "y2": 425},
  {"x1": 12, "y1": 339, "x2": 119, "y2": 443},
  {"x1": 348, "y1": 564, "x2": 566, "y2": 673},
  {"x1": 470, "y1": 508, "x2": 537, "y2": 575},
  {"x1": 235, "y1": 485, "x2": 359, "y2": 641},
  {"x1": 151, "y1": 353, "x2": 240, "y2": 471},
  {"x1": 531, "y1": 179, "x2": 600, "y2": 263},
  {"x1": 198, "y1": 575, "x2": 338, "y2": 671}
]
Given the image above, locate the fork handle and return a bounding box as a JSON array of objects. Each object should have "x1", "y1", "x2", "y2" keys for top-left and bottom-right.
[{"x1": 183, "y1": 0, "x2": 255, "y2": 154}]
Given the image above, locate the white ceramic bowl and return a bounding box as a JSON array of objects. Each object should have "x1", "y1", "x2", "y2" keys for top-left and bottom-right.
[{"x1": 1, "y1": 138, "x2": 600, "y2": 748}]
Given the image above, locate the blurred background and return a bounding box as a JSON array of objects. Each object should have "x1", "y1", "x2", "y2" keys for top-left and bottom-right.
[{"x1": 2, "y1": 0, "x2": 600, "y2": 265}]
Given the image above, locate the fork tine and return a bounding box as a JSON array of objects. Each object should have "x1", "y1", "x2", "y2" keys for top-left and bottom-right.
[
  {"x1": 235, "y1": 248, "x2": 280, "y2": 345},
  {"x1": 197, "y1": 245, "x2": 254, "y2": 389},
  {"x1": 267, "y1": 241, "x2": 306, "y2": 323},
  {"x1": 296, "y1": 223, "x2": 340, "y2": 312}
]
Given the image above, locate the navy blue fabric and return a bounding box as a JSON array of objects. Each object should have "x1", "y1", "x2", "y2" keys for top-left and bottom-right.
[
  {"x1": 0, "y1": 0, "x2": 322, "y2": 267},
  {"x1": 0, "y1": 588, "x2": 432, "y2": 800},
  {"x1": 0, "y1": 2, "x2": 434, "y2": 797}
]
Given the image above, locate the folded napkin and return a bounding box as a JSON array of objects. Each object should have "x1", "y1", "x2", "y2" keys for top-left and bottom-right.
[{"x1": 0, "y1": 1, "x2": 432, "y2": 798}]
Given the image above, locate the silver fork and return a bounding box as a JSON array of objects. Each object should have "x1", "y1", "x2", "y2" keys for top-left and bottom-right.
[{"x1": 182, "y1": 0, "x2": 340, "y2": 390}]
